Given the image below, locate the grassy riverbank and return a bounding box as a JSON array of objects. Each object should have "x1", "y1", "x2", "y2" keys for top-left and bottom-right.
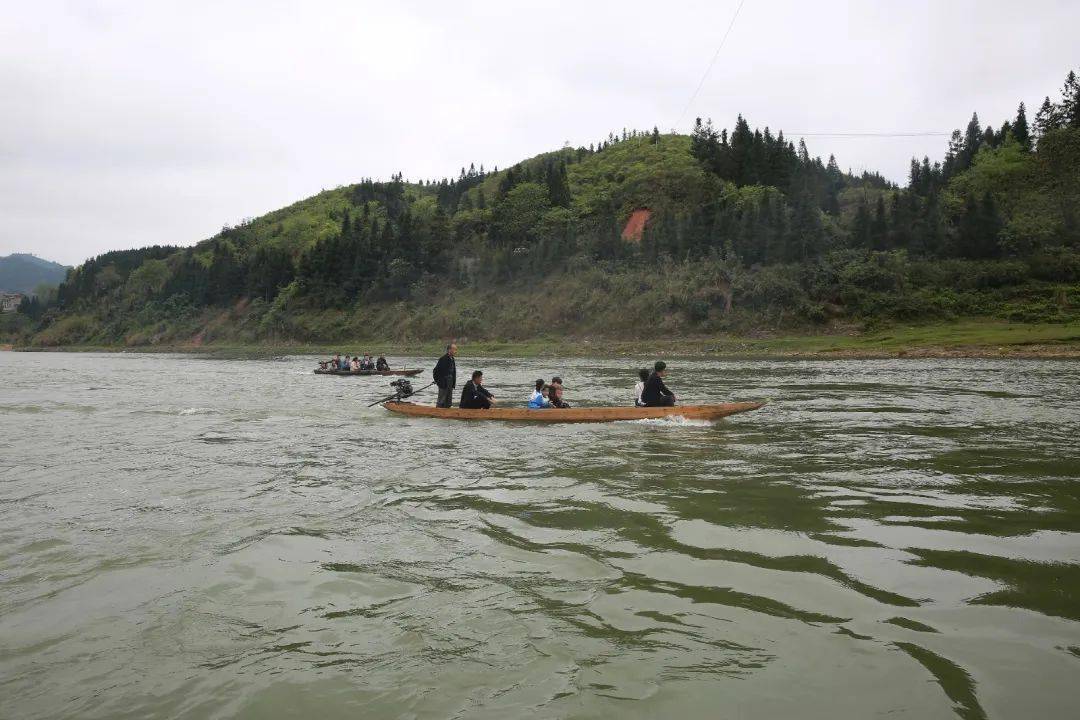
[{"x1": 8, "y1": 320, "x2": 1079, "y2": 359}]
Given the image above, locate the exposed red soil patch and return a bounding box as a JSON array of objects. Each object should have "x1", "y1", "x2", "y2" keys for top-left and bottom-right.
[{"x1": 621, "y1": 208, "x2": 652, "y2": 243}]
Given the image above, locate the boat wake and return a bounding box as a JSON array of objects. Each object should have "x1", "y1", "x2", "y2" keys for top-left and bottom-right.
[
  {"x1": 620, "y1": 415, "x2": 716, "y2": 427},
  {"x1": 180, "y1": 407, "x2": 219, "y2": 416}
]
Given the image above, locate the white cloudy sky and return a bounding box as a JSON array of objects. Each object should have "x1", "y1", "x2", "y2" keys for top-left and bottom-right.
[{"x1": 2, "y1": 0, "x2": 1077, "y2": 265}]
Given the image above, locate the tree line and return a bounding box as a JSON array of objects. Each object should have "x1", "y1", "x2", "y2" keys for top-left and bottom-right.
[{"x1": 18, "y1": 69, "x2": 1079, "y2": 340}]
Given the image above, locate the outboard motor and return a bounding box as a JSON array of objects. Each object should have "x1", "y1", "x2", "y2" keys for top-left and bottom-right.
[{"x1": 388, "y1": 378, "x2": 414, "y2": 401}]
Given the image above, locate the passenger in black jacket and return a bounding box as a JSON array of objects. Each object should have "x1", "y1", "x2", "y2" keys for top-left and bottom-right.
[
  {"x1": 460, "y1": 370, "x2": 496, "y2": 409},
  {"x1": 641, "y1": 361, "x2": 676, "y2": 407},
  {"x1": 432, "y1": 343, "x2": 457, "y2": 407}
]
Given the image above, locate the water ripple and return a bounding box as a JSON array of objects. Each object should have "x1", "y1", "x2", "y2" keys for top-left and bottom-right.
[{"x1": 0, "y1": 352, "x2": 1078, "y2": 719}]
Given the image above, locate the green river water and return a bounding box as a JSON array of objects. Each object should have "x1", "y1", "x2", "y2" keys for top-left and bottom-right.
[{"x1": 1, "y1": 352, "x2": 1078, "y2": 719}]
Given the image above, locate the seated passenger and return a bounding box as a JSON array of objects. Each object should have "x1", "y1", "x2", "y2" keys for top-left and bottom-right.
[
  {"x1": 548, "y1": 377, "x2": 571, "y2": 409},
  {"x1": 634, "y1": 368, "x2": 649, "y2": 406},
  {"x1": 339, "y1": 354, "x2": 350, "y2": 370},
  {"x1": 641, "y1": 361, "x2": 676, "y2": 407},
  {"x1": 460, "y1": 370, "x2": 496, "y2": 409},
  {"x1": 363, "y1": 354, "x2": 376, "y2": 371},
  {"x1": 376, "y1": 356, "x2": 389, "y2": 372},
  {"x1": 528, "y1": 379, "x2": 552, "y2": 409},
  {"x1": 351, "y1": 357, "x2": 360, "y2": 371}
]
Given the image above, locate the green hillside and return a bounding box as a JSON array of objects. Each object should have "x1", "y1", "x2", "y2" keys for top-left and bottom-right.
[
  {"x1": 0, "y1": 254, "x2": 69, "y2": 294},
  {"x1": 5, "y1": 70, "x2": 1079, "y2": 351}
]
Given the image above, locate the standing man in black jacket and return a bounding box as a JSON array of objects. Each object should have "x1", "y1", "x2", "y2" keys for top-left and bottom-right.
[
  {"x1": 641, "y1": 361, "x2": 676, "y2": 407},
  {"x1": 433, "y1": 342, "x2": 457, "y2": 407}
]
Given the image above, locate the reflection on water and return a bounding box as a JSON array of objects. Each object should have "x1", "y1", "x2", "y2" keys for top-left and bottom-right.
[{"x1": 1, "y1": 352, "x2": 1078, "y2": 719}]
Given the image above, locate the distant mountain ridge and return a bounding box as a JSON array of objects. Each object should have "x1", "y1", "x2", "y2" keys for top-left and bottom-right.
[{"x1": 0, "y1": 254, "x2": 70, "y2": 294}]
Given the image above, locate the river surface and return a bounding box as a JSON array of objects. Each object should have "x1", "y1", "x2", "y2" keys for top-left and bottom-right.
[{"x1": 1, "y1": 351, "x2": 1079, "y2": 719}]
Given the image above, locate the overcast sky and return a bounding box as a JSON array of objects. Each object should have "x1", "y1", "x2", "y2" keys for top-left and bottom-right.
[{"x1": 2, "y1": 0, "x2": 1076, "y2": 265}]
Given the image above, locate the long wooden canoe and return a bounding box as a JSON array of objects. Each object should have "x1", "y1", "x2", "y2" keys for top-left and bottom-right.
[
  {"x1": 382, "y1": 401, "x2": 764, "y2": 423},
  {"x1": 315, "y1": 368, "x2": 422, "y2": 377}
]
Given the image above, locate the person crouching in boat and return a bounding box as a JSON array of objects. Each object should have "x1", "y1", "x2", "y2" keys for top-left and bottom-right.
[
  {"x1": 641, "y1": 361, "x2": 676, "y2": 407},
  {"x1": 528, "y1": 379, "x2": 552, "y2": 409},
  {"x1": 460, "y1": 370, "x2": 496, "y2": 409},
  {"x1": 548, "y1": 377, "x2": 571, "y2": 408},
  {"x1": 634, "y1": 368, "x2": 649, "y2": 406},
  {"x1": 376, "y1": 356, "x2": 389, "y2": 372}
]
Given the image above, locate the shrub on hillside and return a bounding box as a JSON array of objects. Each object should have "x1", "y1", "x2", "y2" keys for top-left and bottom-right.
[
  {"x1": 1028, "y1": 248, "x2": 1080, "y2": 282},
  {"x1": 33, "y1": 315, "x2": 98, "y2": 346}
]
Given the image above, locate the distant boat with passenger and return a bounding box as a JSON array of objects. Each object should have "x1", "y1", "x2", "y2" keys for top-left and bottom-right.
[
  {"x1": 315, "y1": 353, "x2": 420, "y2": 376},
  {"x1": 316, "y1": 368, "x2": 422, "y2": 377}
]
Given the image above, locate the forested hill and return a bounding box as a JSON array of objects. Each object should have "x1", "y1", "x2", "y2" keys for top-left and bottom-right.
[
  {"x1": 0, "y1": 254, "x2": 69, "y2": 294},
  {"x1": 7, "y1": 70, "x2": 1079, "y2": 347}
]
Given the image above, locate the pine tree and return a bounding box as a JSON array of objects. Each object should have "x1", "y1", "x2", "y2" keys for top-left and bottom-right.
[
  {"x1": 1062, "y1": 70, "x2": 1080, "y2": 128},
  {"x1": 871, "y1": 195, "x2": 889, "y2": 250},
  {"x1": 889, "y1": 193, "x2": 914, "y2": 250},
  {"x1": 852, "y1": 198, "x2": 872, "y2": 248},
  {"x1": 957, "y1": 191, "x2": 1002, "y2": 259},
  {"x1": 923, "y1": 193, "x2": 944, "y2": 257},
  {"x1": 788, "y1": 192, "x2": 823, "y2": 261},
  {"x1": 747, "y1": 129, "x2": 766, "y2": 185},
  {"x1": 961, "y1": 112, "x2": 982, "y2": 170},
  {"x1": 1013, "y1": 102, "x2": 1032, "y2": 150},
  {"x1": 497, "y1": 167, "x2": 518, "y2": 198},
  {"x1": 921, "y1": 157, "x2": 935, "y2": 194},
  {"x1": 978, "y1": 191, "x2": 1004, "y2": 258},
  {"x1": 942, "y1": 129, "x2": 964, "y2": 178},
  {"x1": 824, "y1": 154, "x2": 843, "y2": 214},
  {"x1": 1034, "y1": 96, "x2": 1063, "y2": 138},
  {"x1": 730, "y1": 115, "x2": 754, "y2": 186},
  {"x1": 797, "y1": 138, "x2": 810, "y2": 165},
  {"x1": 545, "y1": 161, "x2": 571, "y2": 207},
  {"x1": 423, "y1": 205, "x2": 451, "y2": 267}
]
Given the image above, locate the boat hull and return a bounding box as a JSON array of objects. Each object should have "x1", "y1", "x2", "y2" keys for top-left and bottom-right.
[
  {"x1": 315, "y1": 369, "x2": 422, "y2": 377},
  {"x1": 382, "y1": 401, "x2": 764, "y2": 423}
]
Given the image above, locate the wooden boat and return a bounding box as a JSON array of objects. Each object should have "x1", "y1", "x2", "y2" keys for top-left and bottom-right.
[
  {"x1": 314, "y1": 368, "x2": 422, "y2": 377},
  {"x1": 382, "y1": 401, "x2": 764, "y2": 423}
]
